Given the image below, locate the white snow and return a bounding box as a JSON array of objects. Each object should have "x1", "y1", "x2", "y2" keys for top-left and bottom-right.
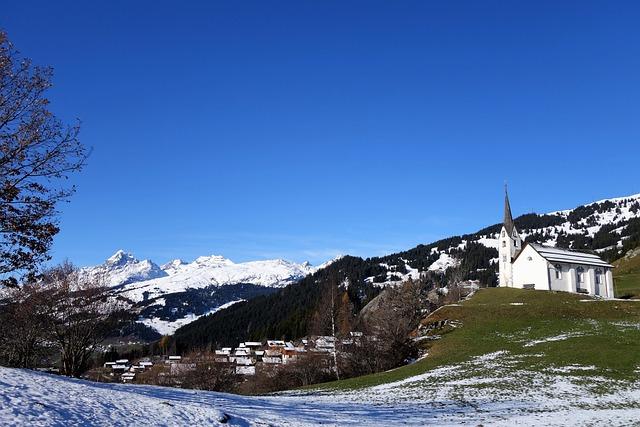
[
  {"x1": 427, "y1": 253, "x2": 459, "y2": 272},
  {"x1": 81, "y1": 250, "x2": 168, "y2": 288},
  {"x1": 5, "y1": 348, "x2": 640, "y2": 426},
  {"x1": 137, "y1": 300, "x2": 244, "y2": 335},
  {"x1": 523, "y1": 332, "x2": 585, "y2": 347},
  {"x1": 117, "y1": 256, "x2": 314, "y2": 302}
]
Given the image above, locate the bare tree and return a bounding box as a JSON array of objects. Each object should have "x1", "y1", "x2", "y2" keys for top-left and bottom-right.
[
  {"x1": 0, "y1": 31, "x2": 88, "y2": 287},
  {"x1": 310, "y1": 277, "x2": 343, "y2": 380},
  {"x1": 180, "y1": 351, "x2": 236, "y2": 392},
  {"x1": 354, "y1": 278, "x2": 432, "y2": 374},
  {"x1": 42, "y1": 263, "x2": 119, "y2": 377},
  {"x1": 0, "y1": 284, "x2": 51, "y2": 367}
]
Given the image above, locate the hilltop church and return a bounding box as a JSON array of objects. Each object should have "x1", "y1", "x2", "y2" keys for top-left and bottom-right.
[{"x1": 498, "y1": 190, "x2": 615, "y2": 299}]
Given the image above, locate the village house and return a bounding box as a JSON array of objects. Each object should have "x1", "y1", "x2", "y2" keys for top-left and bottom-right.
[{"x1": 499, "y1": 189, "x2": 615, "y2": 298}]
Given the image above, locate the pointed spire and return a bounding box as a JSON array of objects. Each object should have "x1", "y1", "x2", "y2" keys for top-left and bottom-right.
[{"x1": 504, "y1": 184, "x2": 515, "y2": 235}]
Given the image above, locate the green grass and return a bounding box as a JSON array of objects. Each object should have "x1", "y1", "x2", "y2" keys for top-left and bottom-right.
[
  {"x1": 313, "y1": 288, "x2": 640, "y2": 391},
  {"x1": 614, "y1": 249, "x2": 640, "y2": 298},
  {"x1": 614, "y1": 273, "x2": 640, "y2": 299}
]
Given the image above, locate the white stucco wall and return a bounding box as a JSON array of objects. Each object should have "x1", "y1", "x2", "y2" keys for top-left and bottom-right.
[
  {"x1": 517, "y1": 254, "x2": 614, "y2": 299},
  {"x1": 548, "y1": 262, "x2": 569, "y2": 292},
  {"x1": 512, "y1": 245, "x2": 550, "y2": 290}
]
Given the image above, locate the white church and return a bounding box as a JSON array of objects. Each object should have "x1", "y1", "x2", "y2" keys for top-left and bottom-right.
[{"x1": 498, "y1": 190, "x2": 615, "y2": 299}]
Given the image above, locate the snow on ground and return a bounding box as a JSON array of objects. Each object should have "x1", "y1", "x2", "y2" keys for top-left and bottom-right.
[
  {"x1": 427, "y1": 253, "x2": 459, "y2": 272},
  {"x1": 522, "y1": 332, "x2": 585, "y2": 347},
  {"x1": 137, "y1": 300, "x2": 245, "y2": 335},
  {"x1": 4, "y1": 346, "x2": 640, "y2": 427}
]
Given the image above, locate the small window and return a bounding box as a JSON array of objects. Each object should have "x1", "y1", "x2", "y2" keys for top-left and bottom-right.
[
  {"x1": 554, "y1": 264, "x2": 562, "y2": 279},
  {"x1": 502, "y1": 230, "x2": 505, "y2": 237},
  {"x1": 577, "y1": 266, "x2": 585, "y2": 283},
  {"x1": 502, "y1": 255, "x2": 507, "y2": 263},
  {"x1": 527, "y1": 256, "x2": 533, "y2": 261},
  {"x1": 513, "y1": 230, "x2": 518, "y2": 238},
  {"x1": 502, "y1": 241, "x2": 506, "y2": 247},
  {"x1": 595, "y1": 269, "x2": 602, "y2": 285},
  {"x1": 514, "y1": 240, "x2": 518, "y2": 247}
]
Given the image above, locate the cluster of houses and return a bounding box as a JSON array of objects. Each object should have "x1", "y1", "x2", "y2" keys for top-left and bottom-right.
[
  {"x1": 212, "y1": 335, "x2": 345, "y2": 375},
  {"x1": 103, "y1": 355, "x2": 182, "y2": 382},
  {"x1": 213, "y1": 334, "x2": 361, "y2": 376},
  {"x1": 102, "y1": 334, "x2": 363, "y2": 382}
]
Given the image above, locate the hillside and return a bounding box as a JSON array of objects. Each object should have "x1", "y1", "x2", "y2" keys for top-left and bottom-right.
[
  {"x1": 614, "y1": 247, "x2": 640, "y2": 298},
  {"x1": 174, "y1": 193, "x2": 640, "y2": 349},
  {"x1": 319, "y1": 288, "x2": 640, "y2": 390},
  {"x1": 4, "y1": 288, "x2": 640, "y2": 426}
]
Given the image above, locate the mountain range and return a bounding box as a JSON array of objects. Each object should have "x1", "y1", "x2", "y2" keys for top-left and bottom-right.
[
  {"x1": 83, "y1": 251, "x2": 335, "y2": 335},
  {"x1": 87, "y1": 192, "x2": 640, "y2": 340},
  {"x1": 172, "y1": 192, "x2": 640, "y2": 349}
]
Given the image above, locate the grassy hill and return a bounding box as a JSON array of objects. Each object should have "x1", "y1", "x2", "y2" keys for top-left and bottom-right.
[
  {"x1": 315, "y1": 288, "x2": 640, "y2": 391},
  {"x1": 614, "y1": 248, "x2": 640, "y2": 299}
]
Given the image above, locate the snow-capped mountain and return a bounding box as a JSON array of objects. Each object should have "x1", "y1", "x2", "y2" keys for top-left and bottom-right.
[
  {"x1": 83, "y1": 251, "x2": 326, "y2": 336},
  {"x1": 116, "y1": 254, "x2": 315, "y2": 303},
  {"x1": 81, "y1": 250, "x2": 168, "y2": 288}
]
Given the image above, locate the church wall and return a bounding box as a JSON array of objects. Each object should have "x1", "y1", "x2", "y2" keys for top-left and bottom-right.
[
  {"x1": 549, "y1": 263, "x2": 570, "y2": 292},
  {"x1": 512, "y1": 245, "x2": 550, "y2": 290},
  {"x1": 546, "y1": 262, "x2": 612, "y2": 297}
]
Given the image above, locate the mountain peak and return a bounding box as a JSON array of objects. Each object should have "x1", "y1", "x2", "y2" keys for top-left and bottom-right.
[{"x1": 106, "y1": 250, "x2": 136, "y2": 266}]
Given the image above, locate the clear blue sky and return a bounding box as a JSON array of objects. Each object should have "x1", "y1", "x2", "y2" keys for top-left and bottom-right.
[{"x1": 3, "y1": 1, "x2": 639, "y2": 267}]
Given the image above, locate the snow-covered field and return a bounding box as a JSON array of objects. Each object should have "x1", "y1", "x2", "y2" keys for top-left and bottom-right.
[{"x1": 3, "y1": 349, "x2": 640, "y2": 426}]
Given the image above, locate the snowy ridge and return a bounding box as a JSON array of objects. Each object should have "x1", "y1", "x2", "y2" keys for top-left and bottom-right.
[
  {"x1": 116, "y1": 255, "x2": 315, "y2": 303},
  {"x1": 80, "y1": 251, "x2": 339, "y2": 335},
  {"x1": 425, "y1": 193, "x2": 640, "y2": 273},
  {"x1": 81, "y1": 250, "x2": 168, "y2": 288}
]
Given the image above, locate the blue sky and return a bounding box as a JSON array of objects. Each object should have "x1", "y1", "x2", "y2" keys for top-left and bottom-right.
[{"x1": 2, "y1": 1, "x2": 640, "y2": 267}]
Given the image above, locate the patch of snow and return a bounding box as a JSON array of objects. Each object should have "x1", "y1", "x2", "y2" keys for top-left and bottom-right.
[
  {"x1": 523, "y1": 332, "x2": 585, "y2": 348},
  {"x1": 427, "y1": 253, "x2": 459, "y2": 272},
  {"x1": 137, "y1": 300, "x2": 245, "y2": 335}
]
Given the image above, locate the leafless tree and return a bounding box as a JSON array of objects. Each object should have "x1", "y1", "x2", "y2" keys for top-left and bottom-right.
[
  {"x1": 310, "y1": 277, "x2": 344, "y2": 380},
  {"x1": 180, "y1": 352, "x2": 237, "y2": 392},
  {"x1": 0, "y1": 284, "x2": 51, "y2": 367},
  {"x1": 353, "y1": 278, "x2": 432, "y2": 374},
  {"x1": 0, "y1": 31, "x2": 88, "y2": 287},
  {"x1": 42, "y1": 262, "x2": 120, "y2": 377}
]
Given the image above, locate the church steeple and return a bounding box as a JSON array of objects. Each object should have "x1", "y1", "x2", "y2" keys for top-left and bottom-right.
[
  {"x1": 503, "y1": 184, "x2": 515, "y2": 235},
  {"x1": 499, "y1": 185, "x2": 522, "y2": 288}
]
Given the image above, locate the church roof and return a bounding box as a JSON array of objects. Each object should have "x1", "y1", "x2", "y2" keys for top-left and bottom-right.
[
  {"x1": 528, "y1": 243, "x2": 613, "y2": 268},
  {"x1": 503, "y1": 189, "x2": 515, "y2": 235}
]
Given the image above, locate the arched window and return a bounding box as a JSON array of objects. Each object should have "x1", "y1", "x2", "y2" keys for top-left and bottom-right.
[
  {"x1": 502, "y1": 241, "x2": 506, "y2": 247},
  {"x1": 514, "y1": 240, "x2": 518, "y2": 247},
  {"x1": 554, "y1": 264, "x2": 562, "y2": 279},
  {"x1": 595, "y1": 269, "x2": 603, "y2": 285},
  {"x1": 577, "y1": 266, "x2": 585, "y2": 283},
  {"x1": 502, "y1": 230, "x2": 505, "y2": 237}
]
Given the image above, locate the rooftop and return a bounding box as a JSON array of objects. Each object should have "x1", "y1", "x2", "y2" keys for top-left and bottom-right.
[{"x1": 529, "y1": 243, "x2": 613, "y2": 268}]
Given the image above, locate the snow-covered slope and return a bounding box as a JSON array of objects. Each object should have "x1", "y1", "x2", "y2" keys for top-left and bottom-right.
[
  {"x1": 427, "y1": 193, "x2": 640, "y2": 273},
  {"x1": 3, "y1": 356, "x2": 640, "y2": 426}
]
